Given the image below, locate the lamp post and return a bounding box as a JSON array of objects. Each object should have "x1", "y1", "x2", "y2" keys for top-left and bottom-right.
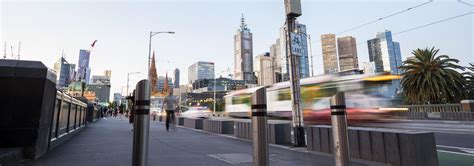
[
  {"x1": 147, "y1": 31, "x2": 175, "y2": 97},
  {"x1": 127, "y1": 72, "x2": 140, "y2": 96}
]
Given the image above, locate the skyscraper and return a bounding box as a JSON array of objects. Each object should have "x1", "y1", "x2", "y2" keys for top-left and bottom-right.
[
  {"x1": 104, "y1": 70, "x2": 112, "y2": 79},
  {"x1": 174, "y1": 68, "x2": 180, "y2": 88},
  {"x1": 337, "y1": 36, "x2": 359, "y2": 71},
  {"x1": 321, "y1": 34, "x2": 338, "y2": 74},
  {"x1": 77, "y1": 49, "x2": 91, "y2": 83},
  {"x1": 271, "y1": 22, "x2": 310, "y2": 82},
  {"x1": 53, "y1": 57, "x2": 75, "y2": 89},
  {"x1": 157, "y1": 76, "x2": 173, "y2": 93},
  {"x1": 234, "y1": 14, "x2": 255, "y2": 84},
  {"x1": 188, "y1": 61, "x2": 215, "y2": 84},
  {"x1": 367, "y1": 30, "x2": 402, "y2": 74},
  {"x1": 254, "y1": 52, "x2": 274, "y2": 86}
]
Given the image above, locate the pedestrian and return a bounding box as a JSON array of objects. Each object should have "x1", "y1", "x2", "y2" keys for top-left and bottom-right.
[
  {"x1": 129, "y1": 109, "x2": 134, "y2": 131},
  {"x1": 119, "y1": 108, "x2": 123, "y2": 120},
  {"x1": 161, "y1": 90, "x2": 179, "y2": 131}
]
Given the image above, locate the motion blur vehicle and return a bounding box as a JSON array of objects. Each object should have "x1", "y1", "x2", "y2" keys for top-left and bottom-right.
[
  {"x1": 181, "y1": 106, "x2": 211, "y2": 119},
  {"x1": 224, "y1": 71, "x2": 402, "y2": 124}
]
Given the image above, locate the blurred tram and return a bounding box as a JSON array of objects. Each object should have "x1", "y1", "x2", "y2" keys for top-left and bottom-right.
[{"x1": 224, "y1": 72, "x2": 402, "y2": 124}]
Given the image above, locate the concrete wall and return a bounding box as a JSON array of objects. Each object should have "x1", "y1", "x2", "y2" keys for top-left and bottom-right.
[
  {"x1": 306, "y1": 125, "x2": 438, "y2": 166},
  {"x1": 203, "y1": 119, "x2": 234, "y2": 134},
  {"x1": 233, "y1": 120, "x2": 291, "y2": 145},
  {"x1": 184, "y1": 118, "x2": 203, "y2": 129}
]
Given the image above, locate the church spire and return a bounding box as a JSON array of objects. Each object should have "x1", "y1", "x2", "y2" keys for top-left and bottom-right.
[{"x1": 150, "y1": 51, "x2": 159, "y2": 96}]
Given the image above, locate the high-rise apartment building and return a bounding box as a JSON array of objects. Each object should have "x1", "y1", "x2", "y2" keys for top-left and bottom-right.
[
  {"x1": 77, "y1": 49, "x2": 91, "y2": 83},
  {"x1": 254, "y1": 52, "x2": 274, "y2": 86},
  {"x1": 321, "y1": 34, "x2": 338, "y2": 74},
  {"x1": 188, "y1": 61, "x2": 215, "y2": 84},
  {"x1": 174, "y1": 68, "x2": 180, "y2": 88},
  {"x1": 367, "y1": 30, "x2": 402, "y2": 74},
  {"x1": 234, "y1": 15, "x2": 255, "y2": 83},
  {"x1": 277, "y1": 23, "x2": 310, "y2": 81},
  {"x1": 337, "y1": 36, "x2": 359, "y2": 71},
  {"x1": 53, "y1": 57, "x2": 75, "y2": 89}
]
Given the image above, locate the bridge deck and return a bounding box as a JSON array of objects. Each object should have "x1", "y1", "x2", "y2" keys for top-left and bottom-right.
[{"x1": 26, "y1": 118, "x2": 368, "y2": 166}]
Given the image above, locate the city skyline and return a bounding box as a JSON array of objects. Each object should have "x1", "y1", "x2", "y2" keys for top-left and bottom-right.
[{"x1": 2, "y1": 1, "x2": 472, "y2": 96}]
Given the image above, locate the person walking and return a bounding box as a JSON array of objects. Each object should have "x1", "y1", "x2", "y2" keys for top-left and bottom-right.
[
  {"x1": 161, "y1": 91, "x2": 179, "y2": 131},
  {"x1": 129, "y1": 109, "x2": 134, "y2": 131}
]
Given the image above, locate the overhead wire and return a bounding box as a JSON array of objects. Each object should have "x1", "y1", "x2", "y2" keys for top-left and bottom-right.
[{"x1": 310, "y1": 0, "x2": 434, "y2": 45}]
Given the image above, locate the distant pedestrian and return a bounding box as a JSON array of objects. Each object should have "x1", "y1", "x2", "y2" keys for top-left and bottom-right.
[
  {"x1": 119, "y1": 108, "x2": 123, "y2": 120},
  {"x1": 129, "y1": 109, "x2": 134, "y2": 131},
  {"x1": 162, "y1": 91, "x2": 179, "y2": 131}
]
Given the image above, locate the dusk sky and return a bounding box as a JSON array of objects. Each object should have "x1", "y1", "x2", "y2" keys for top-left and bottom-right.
[{"x1": 2, "y1": 0, "x2": 473, "y2": 99}]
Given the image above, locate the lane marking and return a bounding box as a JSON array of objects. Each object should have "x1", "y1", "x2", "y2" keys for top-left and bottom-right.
[
  {"x1": 437, "y1": 150, "x2": 474, "y2": 157},
  {"x1": 437, "y1": 145, "x2": 474, "y2": 151}
]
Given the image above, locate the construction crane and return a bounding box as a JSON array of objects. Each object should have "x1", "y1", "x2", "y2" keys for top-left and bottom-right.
[
  {"x1": 17, "y1": 41, "x2": 21, "y2": 60},
  {"x1": 3, "y1": 42, "x2": 6, "y2": 59}
]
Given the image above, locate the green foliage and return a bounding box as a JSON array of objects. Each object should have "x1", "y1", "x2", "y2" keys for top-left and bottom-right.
[
  {"x1": 399, "y1": 47, "x2": 465, "y2": 104},
  {"x1": 464, "y1": 63, "x2": 474, "y2": 99}
]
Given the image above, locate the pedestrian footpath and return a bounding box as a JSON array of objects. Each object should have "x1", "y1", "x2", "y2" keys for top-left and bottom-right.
[{"x1": 26, "y1": 118, "x2": 369, "y2": 166}]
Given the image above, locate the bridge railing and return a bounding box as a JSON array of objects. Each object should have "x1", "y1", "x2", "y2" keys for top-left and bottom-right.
[{"x1": 400, "y1": 104, "x2": 463, "y2": 112}]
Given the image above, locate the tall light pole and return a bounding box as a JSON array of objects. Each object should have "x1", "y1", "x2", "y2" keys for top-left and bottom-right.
[
  {"x1": 127, "y1": 72, "x2": 140, "y2": 96},
  {"x1": 285, "y1": 0, "x2": 305, "y2": 147},
  {"x1": 147, "y1": 31, "x2": 175, "y2": 96}
]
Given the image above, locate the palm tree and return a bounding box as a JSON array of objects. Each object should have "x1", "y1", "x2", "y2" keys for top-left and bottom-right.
[
  {"x1": 399, "y1": 47, "x2": 464, "y2": 104},
  {"x1": 465, "y1": 63, "x2": 474, "y2": 99}
]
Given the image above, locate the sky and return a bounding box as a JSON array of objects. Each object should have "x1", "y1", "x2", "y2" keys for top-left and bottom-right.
[{"x1": 1, "y1": 0, "x2": 473, "y2": 100}]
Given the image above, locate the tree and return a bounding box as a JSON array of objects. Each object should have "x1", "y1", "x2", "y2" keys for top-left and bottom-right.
[
  {"x1": 399, "y1": 47, "x2": 464, "y2": 104},
  {"x1": 464, "y1": 63, "x2": 474, "y2": 99}
]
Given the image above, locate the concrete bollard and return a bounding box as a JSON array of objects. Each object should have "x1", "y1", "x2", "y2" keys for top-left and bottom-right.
[
  {"x1": 132, "y1": 80, "x2": 150, "y2": 166},
  {"x1": 251, "y1": 87, "x2": 269, "y2": 166},
  {"x1": 330, "y1": 92, "x2": 350, "y2": 166}
]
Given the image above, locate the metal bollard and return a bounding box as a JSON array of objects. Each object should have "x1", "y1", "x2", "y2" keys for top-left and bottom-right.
[
  {"x1": 132, "y1": 80, "x2": 150, "y2": 166},
  {"x1": 251, "y1": 87, "x2": 269, "y2": 166},
  {"x1": 330, "y1": 92, "x2": 350, "y2": 166}
]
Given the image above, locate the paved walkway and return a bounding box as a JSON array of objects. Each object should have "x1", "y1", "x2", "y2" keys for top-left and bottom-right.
[{"x1": 26, "y1": 118, "x2": 369, "y2": 166}]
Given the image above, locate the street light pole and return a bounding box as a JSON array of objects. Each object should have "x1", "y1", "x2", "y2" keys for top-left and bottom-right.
[
  {"x1": 127, "y1": 72, "x2": 140, "y2": 96},
  {"x1": 147, "y1": 31, "x2": 175, "y2": 98}
]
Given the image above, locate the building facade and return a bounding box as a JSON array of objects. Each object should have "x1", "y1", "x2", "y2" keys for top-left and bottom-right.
[
  {"x1": 53, "y1": 57, "x2": 75, "y2": 89},
  {"x1": 233, "y1": 15, "x2": 255, "y2": 83},
  {"x1": 254, "y1": 52, "x2": 274, "y2": 86},
  {"x1": 276, "y1": 23, "x2": 310, "y2": 81},
  {"x1": 361, "y1": 62, "x2": 376, "y2": 74},
  {"x1": 113, "y1": 93, "x2": 121, "y2": 105},
  {"x1": 367, "y1": 30, "x2": 402, "y2": 74},
  {"x1": 77, "y1": 49, "x2": 91, "y2": 83},
  {"x1": 188, "y1": 61, "x2": 215, "y2": 84},
  {"x1": 321, "y1": 34, "x2": 339, "y2": 74},
  {"x1": 337, "y1": 36, "x2": 359, "y2": 71},
  {"x1": 192, "y1": 77, "x2": 246, "y2": 92},
  {"x1": 157, "y1": 76, "x2": 173, "y2": 93},
  {"x1": 88, "y1": 84, "x2": 111, "y2": 104},
  {"x1": 174, "y1": 68, "x2": 180, "y2": 88}
]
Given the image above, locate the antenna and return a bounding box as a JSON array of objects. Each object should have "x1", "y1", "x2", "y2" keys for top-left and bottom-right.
[{"x1": 17, "y1": 41, "x2": 21, "y2": 60}]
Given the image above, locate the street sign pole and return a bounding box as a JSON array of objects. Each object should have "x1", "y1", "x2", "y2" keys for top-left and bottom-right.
[{"x1": 285, "y1": 0, "x2": 305, "y2": 147}]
